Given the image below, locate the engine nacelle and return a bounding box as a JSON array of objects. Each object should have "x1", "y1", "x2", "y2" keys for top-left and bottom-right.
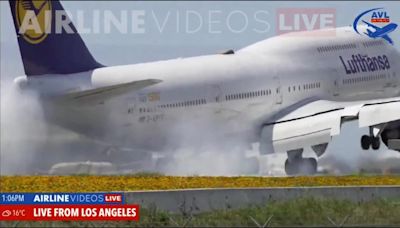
[
  {"x1": 260, "y1": 124, "x2": 331, "y2": 155},
  {"x1": 381, "y1": 121, "x2": 400, "y2": 151}
]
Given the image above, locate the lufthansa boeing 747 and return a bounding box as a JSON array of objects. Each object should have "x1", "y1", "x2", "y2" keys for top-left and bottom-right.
[{"x1": 8, "y1": 1, "x2": 400, "y2": 175}]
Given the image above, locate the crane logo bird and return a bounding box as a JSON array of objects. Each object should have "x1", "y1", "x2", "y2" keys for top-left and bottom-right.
[{"x1": 15, "y1": 0, "x2": 52, "y2": 44}]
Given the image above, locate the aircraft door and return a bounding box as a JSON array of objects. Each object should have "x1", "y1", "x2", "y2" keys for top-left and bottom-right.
[
  {"x1": 384, "y1": 71, "x2": 398, "y2": 96},
  {"x1": 206, "y1": 84, "x2": 223, "y2": 103},
  {"x1": 331, "y1": 68, "x2": 341, "y2": 97},
  {"x1": 273, "y1": 76, "x2": 282, "y2": 105},
  {"x1": 206, "y1": 84, "x2": 223, "y2": 113}
]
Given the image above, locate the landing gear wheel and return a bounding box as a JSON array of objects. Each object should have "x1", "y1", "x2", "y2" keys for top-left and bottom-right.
[
  {"x1": 299, "y1": 158, "x2": 317, "y2": 175},
  {"x1": 285, "y1": 158, "x2": 317, "y2": 176},
  {"x1": 371, "y1": 137, "x2": 381, "y2": 150},
  {"x1": 361, "y1": 135, "x2": 381, "y2": 150},
  {"x1": 361, "y1": 135, "x2": 371, "y2": 150},
  {"x1": 285, "y1": 159, "x2": 297, "y2": 176}
]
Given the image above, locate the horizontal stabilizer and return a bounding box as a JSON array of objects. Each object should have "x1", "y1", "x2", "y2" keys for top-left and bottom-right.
[{"x1": 59, "y1": 79, "x2": 162, "y2": 105}]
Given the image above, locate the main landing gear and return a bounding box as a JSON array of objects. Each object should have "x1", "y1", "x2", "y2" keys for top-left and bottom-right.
[
  {"x1": 361, "y1": 126, "x2": 381, "y2": 150},
  {"x1": 284, "y1": 149, "x2": 317, "y2": 176}
]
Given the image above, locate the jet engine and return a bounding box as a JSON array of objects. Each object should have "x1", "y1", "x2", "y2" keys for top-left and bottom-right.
[{"x1": 381, "y1": 120, "x2": 400, "y2": 152}]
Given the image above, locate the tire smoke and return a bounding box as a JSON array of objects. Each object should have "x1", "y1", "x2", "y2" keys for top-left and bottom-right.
[
  {"x1": 153, "y1": 116, "x2": 260, "y2": 176},
  {"x1": 1, "y1": 79, "x2": 398, "y2": 176},
  {"x1": 0, "y1": 80, "x2": 48, "y2": 174}
]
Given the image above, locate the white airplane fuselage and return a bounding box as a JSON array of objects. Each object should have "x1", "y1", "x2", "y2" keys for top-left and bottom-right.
[{"x1": 17, "y1": 27, "x2": 400, "y2": 153}]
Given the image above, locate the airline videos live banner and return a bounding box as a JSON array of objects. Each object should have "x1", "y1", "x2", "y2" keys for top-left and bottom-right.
[{"x1": 0, "y1": 193, "x2": 139, "y2": 221}]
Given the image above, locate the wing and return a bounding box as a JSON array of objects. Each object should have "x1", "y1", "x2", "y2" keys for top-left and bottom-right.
[
  {"x1": 362, "y1": 20, "x2": 380, "y2": 30},
  {"x1": 382, "y1": 34, "x2": 394, "y2": 44},
  {"x1": 57, "y1": 79, "x2": 162, "y2": 105},
  {"x1": 260, "y1": 97, "x2": 400, "y2": 154}
]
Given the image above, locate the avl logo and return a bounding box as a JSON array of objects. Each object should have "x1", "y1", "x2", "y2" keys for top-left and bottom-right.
[
  {"x1": 353, "y1": 8, "x2": 398, "y2": 44},
  {"x1": 276, "y1": 8, "x2": 336, "y2": 36},
  {"x1": 371, "y1": 11, "x2": 390, "y2": 23}
]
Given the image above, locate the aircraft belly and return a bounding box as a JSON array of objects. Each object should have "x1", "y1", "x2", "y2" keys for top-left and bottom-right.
[{"x1": 102, "y1": 104, "x2": 263, "y2": 152}]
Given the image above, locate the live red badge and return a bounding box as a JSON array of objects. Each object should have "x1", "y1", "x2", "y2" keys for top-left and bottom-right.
[{"x1": 0, "y1": 205, "x2": 139, "y2": 221}]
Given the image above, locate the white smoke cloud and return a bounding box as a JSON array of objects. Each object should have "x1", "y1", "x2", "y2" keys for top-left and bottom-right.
[
  {"x1": 151, "y1": 115, "x2": 260, "y2": 176},
  {"x1": 154, "y1": 115, "x2": 400, "y2": 176},
  {"x1": 0, "y1": 80, "x2": 48, "y2": 174},
  {"x1": 319, "y1": 121, "x2": 400, "y2": 174},
  {"x1": 1, "y1": 77, "x2": 398, "y2": 176}
]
